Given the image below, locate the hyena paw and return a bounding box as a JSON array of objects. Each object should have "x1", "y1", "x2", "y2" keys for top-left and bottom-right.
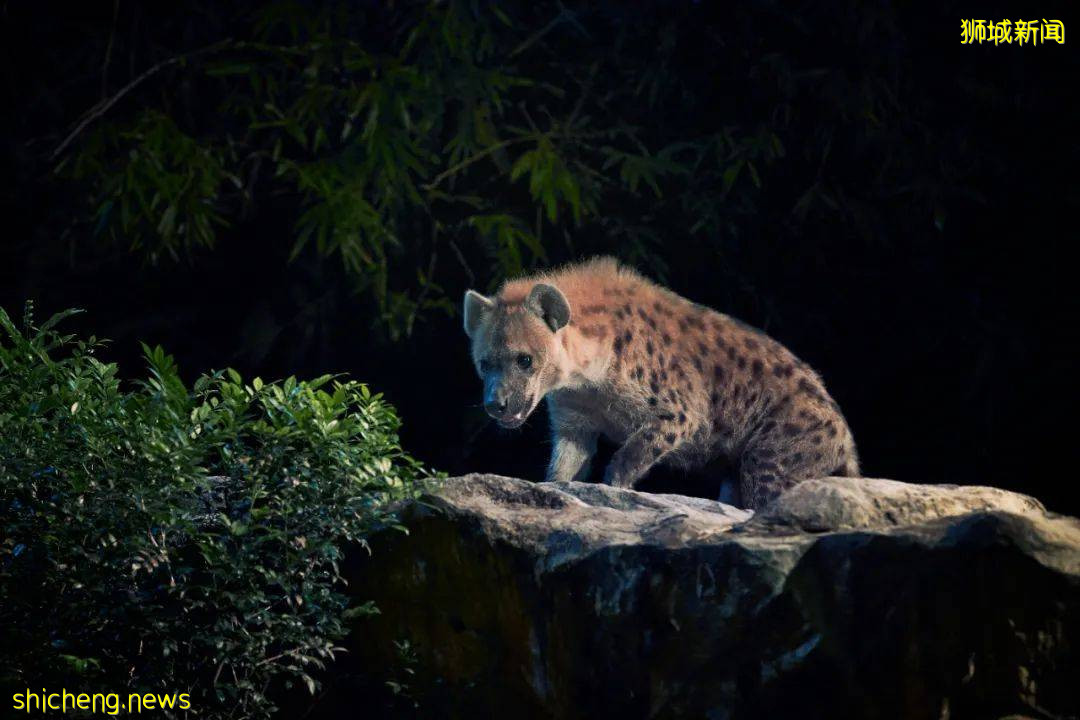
[{"x1": 602, "y1": 463, "x2": 634, "y2": 489}]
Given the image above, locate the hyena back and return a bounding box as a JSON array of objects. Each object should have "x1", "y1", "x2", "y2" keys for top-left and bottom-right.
[{"x1": 463, "y1": 257, "x2": 859, "y2": 509}]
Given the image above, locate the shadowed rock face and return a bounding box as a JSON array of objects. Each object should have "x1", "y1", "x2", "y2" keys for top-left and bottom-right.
[{"x1": 332, "y1": 476, "x2": 1080, "y2": 720}]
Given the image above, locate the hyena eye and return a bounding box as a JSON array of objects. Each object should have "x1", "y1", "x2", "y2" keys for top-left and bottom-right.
[{"x1": 516, "y1": 353, "x2": 533, "y2": 370}]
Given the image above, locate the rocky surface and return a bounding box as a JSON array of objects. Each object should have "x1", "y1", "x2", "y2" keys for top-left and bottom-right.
[{"x1": 338, "y1": 475, "x2": 1080, "y2": 719}]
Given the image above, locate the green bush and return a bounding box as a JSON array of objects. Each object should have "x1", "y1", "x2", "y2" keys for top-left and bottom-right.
[{"x1": 0, "y1": 304, "x2": 428, "y2": 718}]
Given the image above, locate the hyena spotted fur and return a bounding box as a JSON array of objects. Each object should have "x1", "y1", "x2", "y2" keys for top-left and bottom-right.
[{"x1": 463, "y1": 257, "x2": 859, "y2": 509}]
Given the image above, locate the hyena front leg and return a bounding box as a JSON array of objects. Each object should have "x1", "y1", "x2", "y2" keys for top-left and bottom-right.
[
  {"x1": 546, "y1": 406, "x2": 599, "y2": 483},
  {"x1": 546, "y1": 428, "x2": 598, "y2": 483},
  {"x1": 603, "y1": 416, "x2": 695, "y2": 489}
]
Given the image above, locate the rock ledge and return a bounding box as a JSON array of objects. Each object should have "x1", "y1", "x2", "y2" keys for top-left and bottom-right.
[{"x1": 342, "y1": 475, "x2": 1080, "y2": 720}]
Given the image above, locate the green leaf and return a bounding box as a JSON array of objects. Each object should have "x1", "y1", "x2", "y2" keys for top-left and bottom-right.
[{"x1": 722, "y1": 160, "x2": 744, "y2": 194}]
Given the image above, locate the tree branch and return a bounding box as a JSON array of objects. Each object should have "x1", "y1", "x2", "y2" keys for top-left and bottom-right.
[{"x1": 50, "y1": 38, "x2": 232, "y2": 164}]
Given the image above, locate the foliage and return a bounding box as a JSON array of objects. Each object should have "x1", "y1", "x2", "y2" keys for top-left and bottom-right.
[
  {"x1": 0, "y1": 304, "x2": 427, "y2": 719},
  {"x1": 42, "y1": 0, "x2": 921, "y2": 339}
]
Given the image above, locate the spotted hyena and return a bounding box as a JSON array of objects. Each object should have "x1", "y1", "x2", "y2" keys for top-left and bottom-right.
[{"x1": 462, "y1": 257, "x2": 859, "y2": 509}]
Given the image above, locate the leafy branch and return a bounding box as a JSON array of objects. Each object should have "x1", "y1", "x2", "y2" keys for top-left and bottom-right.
[{"x1": 40, "y1": 0, "x2": 911, "y2": 338}]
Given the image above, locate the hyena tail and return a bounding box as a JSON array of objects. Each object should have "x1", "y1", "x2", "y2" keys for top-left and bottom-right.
[{"x1": 833, "y1": 445, "x2": 861, "y2": 478}]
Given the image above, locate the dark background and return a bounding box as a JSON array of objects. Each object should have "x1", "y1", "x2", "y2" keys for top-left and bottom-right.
[{"x1": 2, "y1": 1, "x2": 1077, "y2": 513}]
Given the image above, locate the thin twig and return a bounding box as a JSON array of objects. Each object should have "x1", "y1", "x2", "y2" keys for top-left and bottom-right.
[
  {"x1": 448, "y1": 239, "x2": 475, "y2": 286},
  {"x1": 50, "y1": 38, "x2": 233, "y2": 163},
  {"x1": 509, "y1": 9, "x2": 568, "y2": 58},
  {"x1": 409, "y1": 225, "x2": 440, "y2": 329},
  {"x1": 423, "y1": 128, "x2": 609, "y2": 193},
  {"x1": 101, "y1": 0, "x2": 120, "y2": 100},
  {"x1": 420, "y1": 135, "x2": 534, "y2": 191},
  {"x1": 255, "y1": 648, "x2": 302, "y2": 667},
  {"x1": 519, "y1": 102, "x2": 540, "y2": 133},
  {"x1": 566, "y1": 61, "x2": 598, "y2": 130},
  {"x1": 535, "y1": 205, "x2": 542, "y2": 249}
]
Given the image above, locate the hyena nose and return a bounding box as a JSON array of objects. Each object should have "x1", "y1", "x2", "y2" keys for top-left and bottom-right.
[{"x1": 484, "y1": 397, "x2": 508, "y2": 419}]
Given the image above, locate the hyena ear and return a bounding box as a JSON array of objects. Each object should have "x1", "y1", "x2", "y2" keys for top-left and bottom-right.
[
  {"x1": 526, "y1": 283, "x2": 571, "y2": 333},
  {"x1": 463, "y1": 290, "x2": 495, "y2": 338}
]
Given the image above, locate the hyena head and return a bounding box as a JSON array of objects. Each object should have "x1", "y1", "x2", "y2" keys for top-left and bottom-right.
[{"x1": 463, "y1": 283, "x2": 571, "y2": 428}]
